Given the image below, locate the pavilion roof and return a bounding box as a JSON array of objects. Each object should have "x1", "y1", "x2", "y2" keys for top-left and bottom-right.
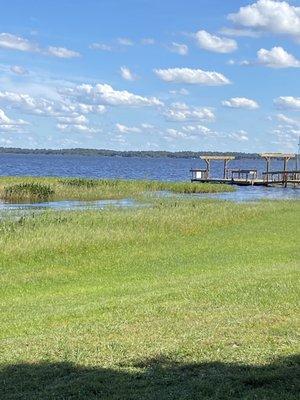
[
  {"x1": 200, "y1": 155, "x2": 235, "y2": 160},
  {"x1": 260, "y1": 153, "x2": 295, "y2": 159}
]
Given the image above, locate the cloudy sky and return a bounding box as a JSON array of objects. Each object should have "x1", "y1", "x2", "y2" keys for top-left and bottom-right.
[{"x1": 0, "y1": 0, "x2": 300, "y2": 152}]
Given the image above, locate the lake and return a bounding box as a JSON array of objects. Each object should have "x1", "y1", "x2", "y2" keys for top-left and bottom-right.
[
  {"x1": 0, "y1": 153, "x2": 298, "y2": 181},
  {"x1": 0, "y1": 153, "x2": 299, "y2": 207}
]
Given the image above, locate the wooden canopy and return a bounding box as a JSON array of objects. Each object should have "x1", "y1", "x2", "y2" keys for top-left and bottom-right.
[{"x1": 200, "y1": 155, "x2": 235, "y2": 179}]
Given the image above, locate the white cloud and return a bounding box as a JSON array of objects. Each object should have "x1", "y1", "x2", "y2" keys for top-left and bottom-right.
[
  {"x1": 229, "y1": 130, "x2": 249, "y2": 141},
  {"x1": 57, "y1": 123, "x2": 97, "y2": 133},
  {"x1": 116, "y1": 123, "x2": 141, "y2": 133},
  {"x1": 163, "y1": 102, "x2": 215, "y2": 122},
  {"x1": 120, "y1": 66, "x2": 137, "y2": 81},
  {"x1": 141, "y1": 123, "x2": 154, "y2": 129},
  {"x1": 47, "y1": 46, "x2": 80, "y2": 58},
  {"x1": 228, "y1": 0, "x2": 300, "y2": 41},
  {"x1": 164, "y1": 124, "x2": 215, "y2": 140},
  {"x1": 57, "y1": 115, "x2": 88, "y2": 125},
  {"x1": 0, "y1": 33, "x2": 39, "y2": 52},
  {"x1": 0, "y1": 108, "x2": 28, "y2": 133},
  {"x1": 274, "y1": 96, "x2": 300, "y2": 110},
  {"x1": 57, "y1": 115, "x2": 98, "y2": 133},
  {"x1": 0, "y1": 91, "x2": 106, "y2": 118},
  {"x1": 169, "y1": 42, "x2": 188, "y2": 55},
  {"x1": 117, "y1": 37, "x2": 134, "y2": 46},
  {"x1": 276, "y1": 113, "x2": 300, "y2": 127},
  {"x1": 194, "y1": 30, "x2": 237, "y2": 53},
  {"x1": 154, "y1": 67, "x2": 231, "y2": 85},
  {"x1": 0, "y1": 32, "x2": 80, "y2": 58},
  {"x1": 10, "y1": 65, "x2": 28, "y2": 75},
  {"x1": 169, "y1": 88, "x2": 189, "y2": 95},
  {"x1": 222, "y1": 97, "x2": 259, "y2": 109},
  {"x1": 219, "y1": 27, "x2": 261, "y2": 38},
  {"x1": 257, "y1": 46, "x2": 300, "y2": 68},
  {"x1": 64, "y1": 83, "x2": 163, "y2": 107},
  {"x1": 89, "y1": 43, "x2": 112, "y2": 51}
]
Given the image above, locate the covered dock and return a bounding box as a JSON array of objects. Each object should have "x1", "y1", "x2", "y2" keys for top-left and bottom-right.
[{"x1": 190, "y1": 153, "x2": 300, "y2": 187}]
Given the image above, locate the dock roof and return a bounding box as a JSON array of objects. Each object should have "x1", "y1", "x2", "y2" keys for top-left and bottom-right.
[
  {"x1": 260, "y1": 153, "x2": 295, "y2": 159},
  {"x1": 200, "y1": 155, "x2": 235, "y2": 160}
]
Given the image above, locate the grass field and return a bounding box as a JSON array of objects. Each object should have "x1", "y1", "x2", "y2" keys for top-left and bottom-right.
[
  {"x1": 0, "y1": 196, "x2": 299, "y2": 399},
  {"x1": 0, "y1": 176, "x2": 233, "y2": 202}
]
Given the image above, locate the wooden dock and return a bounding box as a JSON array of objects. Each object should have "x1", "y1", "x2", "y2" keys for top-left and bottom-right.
[{"x1": 190, "y1": 154, "x2": 300, "y2": 187}]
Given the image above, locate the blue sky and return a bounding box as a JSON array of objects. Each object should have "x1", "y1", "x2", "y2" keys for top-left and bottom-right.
[{"x1": 0, "y1": 0, "x2": 300, "y2": 152}]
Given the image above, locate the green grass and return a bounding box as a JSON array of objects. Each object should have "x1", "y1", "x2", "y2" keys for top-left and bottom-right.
[
  {"x1": 2, "y1": 182, "x2": 54, "y2": 202},
  {"x1": 0, "y1": 197, "x2": 299, "y2": 399},
  {"x1": 0, "y1": 176, "x2": 233, "y2": 202}
]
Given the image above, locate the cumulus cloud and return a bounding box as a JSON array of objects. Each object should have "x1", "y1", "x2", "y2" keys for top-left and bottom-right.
[
  {"x1": 169, "y1": 88, "x2": 189, "y2": 96},
  {"x1": 117, "y1": 37, "x2": 134, "y2": 46},
  {"x1": 234, "y1": 47, "x2": 300, "y2": 68},
  {"x1": 64, "y1": 83, "x2": 163, "y2": 107},
  {"x1": 57, "y1": 123, "x2": 97, "y2": 133},
  {"x1": 169, "y1": 42, "x2": 188, "y2": 55},
  {"x1": 0, "y1": 33, "x2": 39, "y2": 52},
  {"x1": 0, "y1": 108, "x2": 28, "y2": 133},
  {"x1": 10, "y1": 65, "x2": 28, "y2": 75},
  {"x1": 163, "y1": 102, "x2": 215, "y2": 122},
  {"x1": 154, "y1": 67, "x2": 230, "y2": 85},
  {"x1": 228, "y1": 130, "x2": 249, "y2": 141},
  {"x1": 116, "y1": 123, "x2": 141, "y2": 133},
  {"x1": 222, "y1": 97, "x2": 259, "y2": 109},
  {"x1": 228, "y1": 0, "x2": 300, "y2": 41},
  {"x1": 89, "y1": 43, "x2": 112, "y2": 51},
  {"x1": 56, "y1": 114, "x2": 99, "y2": 133},
  {"x1": 47, "y1": 46, "x2": 80, "y2": 58},
  {"x1": 0, "y1": 32, "x2": 80, "y2": 58},
  {"x1": 256, "y1": 46, "x2": 300, "y2": 68},
  {"x1": 274, "y1": 96, "x2": 300, "y2": 110},
  {"x1": 0, "y1": 91, "x2": 106, "y2": 117},
  {"x1": 120, "y1": 66, "x2": 137, "y2": 81},
  {"x1": 164, "y1": 124, "x2": 216, "y2": 140},
  {"x1": 194, "y1": 30, "x2": 237, "y2": 53},
  {"x1": 276, "y1": 113, "x2": 300, "y2": 127}
]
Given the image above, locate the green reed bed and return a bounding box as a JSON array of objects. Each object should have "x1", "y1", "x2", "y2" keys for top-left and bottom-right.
[
  {"x1": 2, "y1": 182, "x2": 54, "y2": 202},
  {"x1": 0, "y1": 198, "x2": 299, "y2": 399},
  {"x1": 0, "y1": 176, "x2": 233, "y2": 202}
]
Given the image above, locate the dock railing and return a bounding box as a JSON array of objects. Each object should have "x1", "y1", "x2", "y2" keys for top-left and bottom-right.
[
  {"x1": 227, "y1": 169, "x2": 258, "y2": 183},
  {"x1": 262, "y1": 170, "x2": 300, "y2": 186}
]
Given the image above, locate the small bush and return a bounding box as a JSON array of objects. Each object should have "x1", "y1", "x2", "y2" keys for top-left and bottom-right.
[
  {"x1": 3, "y1": 183, "x2": 54, "y2": 202},
  {"x1": 59, "y1": 178, "x2": 99, "y2": 188}
]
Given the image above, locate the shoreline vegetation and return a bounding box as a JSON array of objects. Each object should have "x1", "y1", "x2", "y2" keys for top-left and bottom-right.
[
  {"x1": 0, "y1": 195, "x2": 299, "y2": 399},
  {"x1": 0, "y1": 147, "x2": 261, "y2": 159},
  {"x1": 0, "y1": 177, "x2": 233, "y2": 202}
]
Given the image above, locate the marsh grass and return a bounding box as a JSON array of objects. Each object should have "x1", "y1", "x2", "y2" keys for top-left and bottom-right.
[
  {"x1": 2, "y1": 182, "x2": 54, "y2": 202},
  {"x1": 0, "y1": 198, "x2": 299, "y2": 399},
  {"x1": 0, "y1": 176, "x2": 233, "y2": 202}
]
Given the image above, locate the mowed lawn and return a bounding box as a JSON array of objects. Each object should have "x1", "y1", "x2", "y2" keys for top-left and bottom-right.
[{"x1": 0, "y1": 199, "x2": 299, "y2": 399}]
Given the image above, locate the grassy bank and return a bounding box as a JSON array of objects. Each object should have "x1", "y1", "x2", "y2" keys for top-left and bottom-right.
[
  {"x1": 0, "y1": 198, "x2": 299, "y2": 399},
  {"x1": 0, "y1": 176, "x2": 233, "y2": 202}
]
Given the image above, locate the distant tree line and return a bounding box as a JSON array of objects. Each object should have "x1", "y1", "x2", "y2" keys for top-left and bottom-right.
[{"x1": 0, "y1": 147, "x2": 260, "y2": 159}]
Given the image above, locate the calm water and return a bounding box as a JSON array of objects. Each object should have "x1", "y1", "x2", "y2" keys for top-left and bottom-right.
[
  {"x1": 0, "y1": 154, "x2": 299, "y2": 209},
  {"x1": 0, "y1": 153, "x2": 297, "y2": 181}
]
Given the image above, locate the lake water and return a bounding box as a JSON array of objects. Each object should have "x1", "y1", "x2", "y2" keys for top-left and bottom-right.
[
  {"x1": 0, "y1": 153, "x2": 298, "y2": 181},
  {"x1": 0, "y1": 154, "x2": 299, "y2": 209}
]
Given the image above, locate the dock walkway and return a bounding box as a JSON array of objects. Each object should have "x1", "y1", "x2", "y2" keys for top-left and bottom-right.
[{"x1": 190, "y1": 154, "x2": 300, "y2": 187}]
